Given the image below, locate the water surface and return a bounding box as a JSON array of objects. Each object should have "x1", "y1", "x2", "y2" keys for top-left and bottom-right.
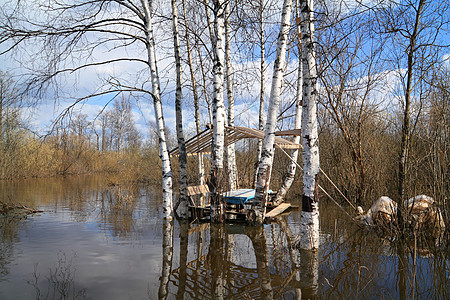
[{"x1": 0, "y1": 176, "x2": 448, "y2": 299}]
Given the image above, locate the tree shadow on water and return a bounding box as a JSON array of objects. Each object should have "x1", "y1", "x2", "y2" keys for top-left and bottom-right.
[{"x1": 27, "y1": 251, "x2": 90, "y2": 300}]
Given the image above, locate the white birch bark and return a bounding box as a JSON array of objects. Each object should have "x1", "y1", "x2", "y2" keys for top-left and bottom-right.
[
  {"x1": 141, "y1": 0, "x2": 173, "y2": 220},
  {"x1": 210, "y1": 0, "x2": 226, "y2": 222},
  {"x1": 171, "y1": 0, "x2": 188, "y2": 218},
  {"x1": 182, "y1": 0, "x2": 205, "y2": 186},
  {"x1": 299, "y1": 0, "x2": 320, "y2": 250},
  {"x1": 158, "y1": 219, "x2": 174, "y2": 299},
  {"x1": 253, "y1": 0, "x2": 293, "y2": 223},
  {"x1": 274, "y1": 2, "x2": 303, "y2": 205},
  {"x1": 254, "y1": 0, "x2": 266, "y2": 189},
  {"x1": 224, "y1": 3, "x2": 238, "y2": 191}
]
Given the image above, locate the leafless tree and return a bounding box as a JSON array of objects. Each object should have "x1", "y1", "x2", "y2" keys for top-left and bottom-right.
[
  {"x1": 253, "y1": 0, "x2": 293, "y2": 224},
  {"x1": 375, "y1": 0, "x2": 449, "y2": 202},
  {"x1": 0, "y1": 0, "x2": 175, "y2": 218}
]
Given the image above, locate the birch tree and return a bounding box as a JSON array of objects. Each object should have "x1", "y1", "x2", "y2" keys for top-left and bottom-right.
[
  {"x1": 254, "y1": 0, "x2": 267, "y2": 188},
  {"x1": 273, "y1": 1, "x2": 303, "y2": 205},
  {"x1": 252, "y1": 0, "x2": 293, "y2": 224},
  {"x1": 141, "y1": 0, "x2": 174, "y2": 220},
  {"x1": 299, "y1": 0, "x2": 320, "y2": 250},
  {"x1": 224, "y1": 2, "x2": 238, "y2": 191},
  {"x1": 0, "y1": 0, "x2": 175, "y2": 219},
  {"x1": 171, "y1": 0, "x2": 189, "y2": 217},
  {"x1": 210, "y1": 0, "x2": 226, "y2": 222}
]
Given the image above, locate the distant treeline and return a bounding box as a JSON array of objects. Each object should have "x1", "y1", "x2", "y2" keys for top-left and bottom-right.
[{"x1": 0, "y1": 71, "x2": 448, "y2": 215}]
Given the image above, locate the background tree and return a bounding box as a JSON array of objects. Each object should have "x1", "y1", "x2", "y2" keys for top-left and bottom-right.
[
  {"x1": 171, "y1": 0, "x2": 189, "y2": 217},
  {"x1": 315, "y1": 1, "x2": 387, "y2": 206},
  {"x1": 375, "y1": 0, "x2": 449, "y2": 202},
  {"x1": 0, "y1": 71, "x2": 23, "y2": 179}
]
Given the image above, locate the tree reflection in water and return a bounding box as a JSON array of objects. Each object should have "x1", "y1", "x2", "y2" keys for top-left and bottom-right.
[
  {"x1": 159, "y1": 219, "x2": 174, "y2": 299},
  {"x1": 0, "y1": 216, "x2": 23, "y2": 279},
  {"x1": 163, "y1": 214, "x2": 447, "y2": 299},
  {"x1": 166, "y1": 221, "x2": 309, "y2": 299},
  {"x1": 0, "y1": 177, "x2": 447, "y2": 299}
]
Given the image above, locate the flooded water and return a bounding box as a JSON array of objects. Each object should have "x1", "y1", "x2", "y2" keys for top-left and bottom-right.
[{"x1": 0, "y1": 175, "x2": 448, "y2": 299}]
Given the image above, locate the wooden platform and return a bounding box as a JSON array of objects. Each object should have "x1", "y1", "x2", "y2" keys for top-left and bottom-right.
[{"x1": 265, "y1": 203, "x2": 291, "y2": 218}]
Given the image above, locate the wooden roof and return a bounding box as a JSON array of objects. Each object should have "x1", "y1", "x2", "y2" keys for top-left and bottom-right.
[{"x1": 170, "y1": 126, "x2": 300, "y2": 156}]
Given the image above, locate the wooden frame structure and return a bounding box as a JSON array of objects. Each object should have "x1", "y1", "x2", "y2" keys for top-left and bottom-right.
[{"x1": 170, "y1": 126, "x2": 300, "y2": 156}]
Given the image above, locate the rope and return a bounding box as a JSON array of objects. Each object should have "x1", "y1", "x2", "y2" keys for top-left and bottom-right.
[{"x1": 275, "y1": 144, "x2": 358, "y2": 216}]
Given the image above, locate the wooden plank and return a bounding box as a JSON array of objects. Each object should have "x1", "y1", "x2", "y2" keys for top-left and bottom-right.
[
  {"x1": 265, "y1": 203, "x2": 291, "y2": 218},
  {"x1": 187, "y1": 184, "x2": 210, "y2": 196},
  {"x1": 173, "y1": 125, "x2": 301, "y2": 156},
  {"x1": 278, "y1": 144, "x2": 301, "y2": 149},
  {"x1": 275, "y1": 129, "x2": 301, "y2": 136}
]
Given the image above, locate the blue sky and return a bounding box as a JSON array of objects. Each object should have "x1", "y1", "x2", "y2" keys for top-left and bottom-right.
[{"x1": 2, "y1": 0, "x2": 449, "y2": 142}]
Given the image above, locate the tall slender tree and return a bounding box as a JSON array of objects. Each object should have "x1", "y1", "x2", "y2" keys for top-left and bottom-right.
[
  {"x1": 273, "y1": 1, "x2": 303, "y2": 204},
  {"x1": 254, "y1": 0, "x2": 267, "y2": 189},
  {"x1": 299, "y1": 0, "x2": 320, "y2": 250},
  {"x1": 141, "y1": 0, "x2": 174, "y2": 220},
  {"x1": 171, "y1": 0, "x2": 189, "y2": 217},
  {"x1": 224, "y1": 2, "x2": 238, "y2": 191},
  {"x1": 0, "y1": 0, "x2": 176, "y2": 219},
  {"x1": 396, "y1": 0, "x2": 425, "y2": 202},
  {"x1": 252, "y1": 0, "x2": 293, "y2": 224},
  {"x1": 210, "y1": 0, "x2": 226, "y2": 222}
]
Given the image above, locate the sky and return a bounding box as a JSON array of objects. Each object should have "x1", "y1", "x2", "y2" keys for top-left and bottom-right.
[{"x1": 1, "y1": 0, "x2": 449, "y2": 143}]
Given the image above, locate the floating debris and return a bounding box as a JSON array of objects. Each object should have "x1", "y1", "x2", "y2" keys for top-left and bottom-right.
[{"x1": 0, "y1": 200, "x2": 43, "y2": 219}]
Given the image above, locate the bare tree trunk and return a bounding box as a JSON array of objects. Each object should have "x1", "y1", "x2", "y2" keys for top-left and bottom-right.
[
  {"x1": 210, "y1": 0, "x2": 226, "y2": 223},
  {"x1": 205, "y1": 0, "x2": 216, "y2": 46},
  {"x1": 274, "y1": 7, "x2": 303, "y2": 204},
  {"x1": 182, "y1": 0, "x2": 205, "y2": 186},
  {"x1": 253, "y1": 0, "x2": 293, "y2": 224},
  {"x1": 299, "y1": 0, "x2": 320, "y2": 250},
  {"x1": 202, "y1": 0, "x2": 215, "y2": 125},
  {"x1": 171, "y1": 0, "x2": 188, "y2": 218},
  {"x1": 141, "y1": 0, "x2": 173, "y2": 220},
  {"x1": 254, "y1": 0, "x2": 266, "y2": 189},
  {"x1": 398, "y1": 0, "x2": 425, "y2": 202},
  {"x1": 195, "y1": 39, "x2": 213, "y2": 124},
  {"x1": 224, "y1": 2, "x2": 238, "y2": 191}
]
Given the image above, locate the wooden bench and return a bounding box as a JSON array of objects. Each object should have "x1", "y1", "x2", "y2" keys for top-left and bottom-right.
[
  {"x1": 187, "y1": 184, "x2": 210, "y2": 207},
  {"x1": 187, "y1": 184, "x2": 210, "y2": 197},
  {"x1": 187, "y1": 184, "x2": 210, "y2": 219}
]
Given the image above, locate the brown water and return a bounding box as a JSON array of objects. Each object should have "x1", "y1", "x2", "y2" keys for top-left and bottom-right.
[{"x1": 0, "y1": 175, "x2": 448, "y2": 299}]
